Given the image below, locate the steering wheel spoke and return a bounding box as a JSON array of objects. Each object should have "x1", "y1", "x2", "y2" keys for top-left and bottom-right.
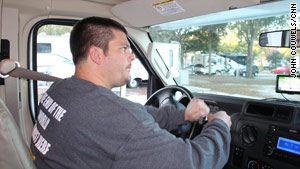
[{"x1": 145, "y1": 85, "x2": 197, "y2": 139}]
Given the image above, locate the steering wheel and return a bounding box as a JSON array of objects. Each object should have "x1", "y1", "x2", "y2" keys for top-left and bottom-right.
[{"x1": 145, "y1": 85, "x2": 206, "y2": 139}]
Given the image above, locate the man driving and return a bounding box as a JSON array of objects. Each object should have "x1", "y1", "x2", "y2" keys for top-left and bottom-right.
[{"x1": 30, "y1": 16, "x2": 232, "y2": 169}]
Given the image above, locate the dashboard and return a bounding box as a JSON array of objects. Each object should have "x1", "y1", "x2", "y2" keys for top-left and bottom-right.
[{"x1": 224, "y1": 101, "x2": 300, "y2": 169}]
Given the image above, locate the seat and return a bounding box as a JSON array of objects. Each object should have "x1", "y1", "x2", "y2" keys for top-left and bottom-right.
[
  {"x1": 0, "y1": 98, "x2": 37, "y2": 169},
  {"x1": 0, "y1": 59, "x2": 59, "y2": 169}
]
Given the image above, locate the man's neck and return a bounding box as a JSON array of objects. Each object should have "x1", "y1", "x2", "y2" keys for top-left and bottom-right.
[{"x1": 74, "y1": 66, "x2": 112, "y2": 90}]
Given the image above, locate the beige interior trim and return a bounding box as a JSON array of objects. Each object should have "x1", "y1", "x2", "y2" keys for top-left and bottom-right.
[
  {"x1": 147, "y1": 42, "x2": 176, "y2": 86},
  {"x1": 112, "y1": 0, "x2": 260, "y2": 27},
  {"x1": 0, "y1": 0, "x2": 5, "y2": 103}
]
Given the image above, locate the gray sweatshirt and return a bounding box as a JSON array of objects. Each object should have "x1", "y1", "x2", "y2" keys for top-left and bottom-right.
[{"x1": 31, "y1": 76, "x2": 230, "y2": 169}]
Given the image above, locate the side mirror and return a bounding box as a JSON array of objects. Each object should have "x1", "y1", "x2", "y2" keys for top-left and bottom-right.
[{"x1": 259, "y1": 30, "x2": 300, "y2": 48}]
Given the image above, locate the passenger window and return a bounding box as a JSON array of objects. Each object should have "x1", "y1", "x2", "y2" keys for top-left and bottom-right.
[{"x1": 31, "y1": 21, "x2": 148, "y2": 118}]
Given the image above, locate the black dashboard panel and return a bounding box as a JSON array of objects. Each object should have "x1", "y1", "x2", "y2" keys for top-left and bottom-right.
[
  {"x1": 224, "y1": 101, "x2": 300, "y2": 169},
  {"x1": 193, "y1": 93, "x2": 250, "y2": 116}
]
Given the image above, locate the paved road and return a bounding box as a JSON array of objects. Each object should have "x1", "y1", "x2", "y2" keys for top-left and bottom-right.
[{"x1": 125, "y1": 72, "x2": 300, "y2": 103}]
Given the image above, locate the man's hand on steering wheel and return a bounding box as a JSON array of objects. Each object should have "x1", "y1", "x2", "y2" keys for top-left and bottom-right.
[
  {"x1": 145, "y1": 85, "x2": 224, "y2": 139},
  {"x1": 207, "y1": 111, "x2": 232, "y2": 129},
  {"x1": 184, "y1": 98, "x2": 210, "y2": 122}
]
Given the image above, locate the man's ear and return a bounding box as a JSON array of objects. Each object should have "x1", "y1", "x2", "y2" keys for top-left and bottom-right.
[{"x1": 89, "y1": 46, "x2": 103, "y2": 65}]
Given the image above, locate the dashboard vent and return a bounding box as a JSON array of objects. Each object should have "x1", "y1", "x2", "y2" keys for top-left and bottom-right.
[
  {"x1": 246, "y1": 104, "x2": 274, "y2": 117},
  {"x1": 245, "y1": 103, "x2": 293, "y2": 123},
  {"x1": 275, "y1": 107, "x2": 293, "y2": 122},
  {"x1": 241, "y1": 125, "x2": 257, "y2": 145}
]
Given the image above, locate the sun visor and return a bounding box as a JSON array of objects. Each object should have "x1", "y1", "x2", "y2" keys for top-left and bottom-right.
[{"x1": 112, "y1": 0, "x2": 260, "y2": 27}]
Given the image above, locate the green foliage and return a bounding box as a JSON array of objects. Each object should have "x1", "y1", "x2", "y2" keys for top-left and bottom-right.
[
  {"x1": 150, "y1": 14, "x2": 291, "y2": 74},
  {"x1": 38, "y1": 25, "x2": 73, "y2": 36},
  {"x1": 232, "y1": 15, "x2": 288, "y2": 45},
  {"x1": 229, "y1": 15, "x2": 288, "y2": 77},
  {"x1": 149, "y1": 23, "x2": 227, "y2": 54},
  {"x1": 267, "y1": 50, "x2": 284, "y2": 68},
  {"x1": 280, "y1": 48, "x2": 300, "y2": 60},
  {"x1": 184, "y1": 28, "x2": 219, "y2": 53},
  {"x1": 219, "y1": 28, "x2": 248, "y2": 55}
]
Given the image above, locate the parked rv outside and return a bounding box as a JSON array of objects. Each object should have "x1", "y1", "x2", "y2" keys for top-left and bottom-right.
[
  {"x1": 221, "y1": 54, "x2": 247, "y2": 65},
  {"x1": 192, "y1": 54, "x2": 242, "y2": 75},
  {"x1": 127, "y1": 59, "x2": 148, "y2": 88}
]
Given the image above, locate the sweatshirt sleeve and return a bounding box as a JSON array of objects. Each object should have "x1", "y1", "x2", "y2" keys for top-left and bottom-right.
[
  {"x1": 113, "y1": 118, "x2": 231, "y2": 169},
  {"x1": 145, "y1": 105, "x2": 187, "y2": 131}
]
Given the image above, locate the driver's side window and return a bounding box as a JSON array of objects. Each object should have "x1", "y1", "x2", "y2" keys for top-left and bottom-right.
[{"x1": 31, "y1": 20, "x2": 149, "y2": 119}]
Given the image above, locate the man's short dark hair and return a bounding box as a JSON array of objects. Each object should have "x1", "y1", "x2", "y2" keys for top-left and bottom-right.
[{"x1": 70, "y1": 17, "x2": 127, "y2": 65}]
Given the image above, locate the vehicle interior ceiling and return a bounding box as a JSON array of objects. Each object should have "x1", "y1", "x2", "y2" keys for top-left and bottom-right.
[{"x1": 1, "y1": 0, "x2": 300, "y2": 168}]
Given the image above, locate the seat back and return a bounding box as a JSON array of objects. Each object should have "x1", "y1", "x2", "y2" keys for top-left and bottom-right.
[{"x1": 0, "y1": 98, "x2": 36, "y2": 169}]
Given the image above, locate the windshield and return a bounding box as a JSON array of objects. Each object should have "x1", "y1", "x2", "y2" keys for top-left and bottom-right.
[{"x1": 149, "y1": 2, "x2": 300, "y2": 101}]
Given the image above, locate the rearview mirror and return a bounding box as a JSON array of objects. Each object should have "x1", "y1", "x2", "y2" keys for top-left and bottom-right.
[{"x1": 259, "y1": 30, "x2": 300, "y2": 48}]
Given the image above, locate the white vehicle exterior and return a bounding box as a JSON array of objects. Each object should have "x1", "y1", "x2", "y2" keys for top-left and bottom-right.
[
  {"x1": 127, "y1": 59, "x2": 148, "y2": 88},
  {"x1": 200, "y1": 63, "x2": 226, "y2": 75},
  {"x1": 37, "y1": 33, "x2": 73, "y2": 60},
  {"x1": 37, "y1": 53, "x2": 75, "y2": 86},
  {"x1": 194, "y1": 54, "x2": 241, "y2": 75},
  {"x1": 36, "y1": 35, "x2": 75, "y2": 83}
]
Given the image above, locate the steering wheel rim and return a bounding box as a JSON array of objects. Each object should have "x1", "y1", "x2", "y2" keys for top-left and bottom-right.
[{"x1": 145, "y1": 85, "x2": 197, "y2": 139}]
